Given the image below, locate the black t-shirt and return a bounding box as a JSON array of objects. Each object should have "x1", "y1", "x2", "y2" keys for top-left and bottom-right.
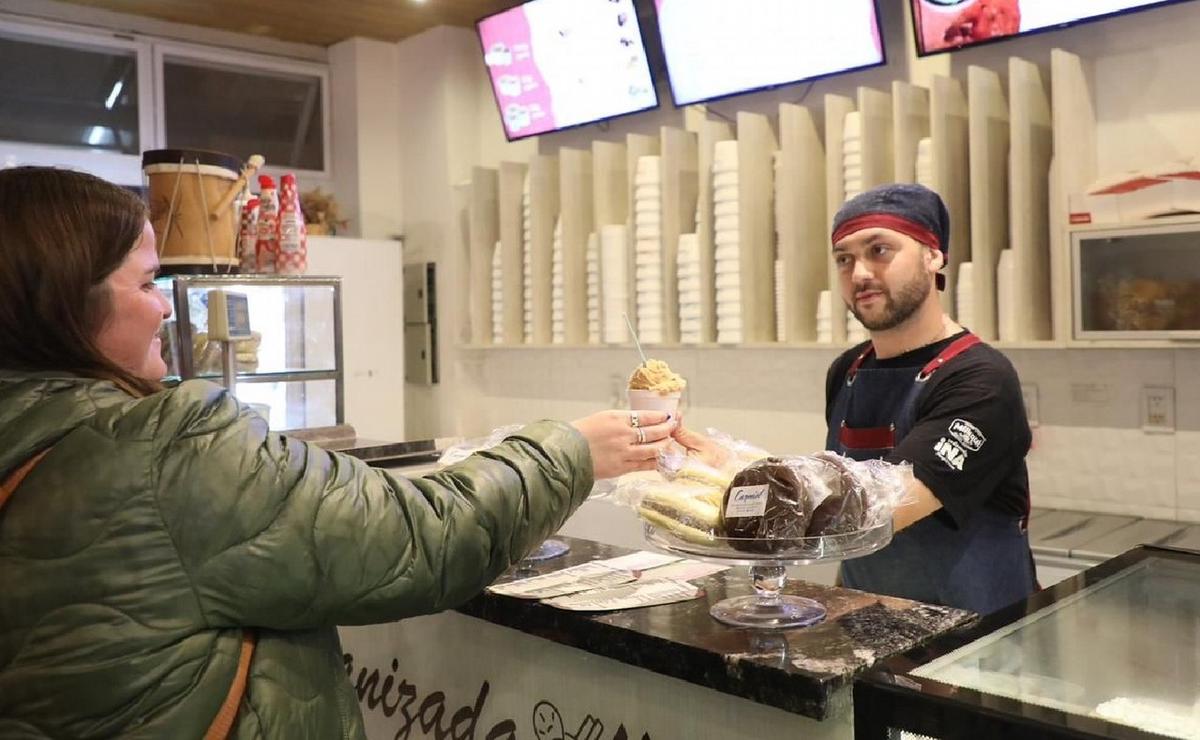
[{"x1": 825, "y1": 331, "x2": 1032, "y2": 527}]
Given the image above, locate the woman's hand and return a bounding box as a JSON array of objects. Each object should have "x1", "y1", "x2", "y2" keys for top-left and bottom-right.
[
  {"x1": 671, "y1": 423, "x2": 730, "y2": 470},
  {"x1": 571, "y1": 410, "x2": 677, "y2": 479}
]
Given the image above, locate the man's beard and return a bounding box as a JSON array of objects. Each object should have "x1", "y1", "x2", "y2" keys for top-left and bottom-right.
[{"x1": 849, "y1": 271, "x2": 931, "y2": 331}]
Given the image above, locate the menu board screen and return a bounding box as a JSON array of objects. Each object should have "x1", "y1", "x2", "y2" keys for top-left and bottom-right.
[
  {"x1": 913, "y1": 0, "x2": 1196, "y2": 55},
  {"x1": 478, "y1": 0, "x2": 658, "y2": 140},
  {"x1": 654, "y1": 0, "x2": 885, "y2": 106}
]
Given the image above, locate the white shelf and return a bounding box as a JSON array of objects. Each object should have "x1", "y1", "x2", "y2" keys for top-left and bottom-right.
[
  {"x1": 468, "y1": 166, "x2": 499, "y2": 346},
  {"x1": 660, "y1": 126, "x2": 699, "y2": 346},
  {"x1": 777, "y1": 102, "x2": 827, "y2": 344},
  {"x1": 592, "y1": 140, "x2": 628, "y2": 228},
  {"x1": 695, "y1": 119, "x2": 735, "y2": 343},
  {"x1": 1008, "y1": 56, "x2": 1054, "y2": 342},
  {"x1": 968, "y1": 65, "x2": 1010, "y2": 341},
  {"x1": 498, "y1": 161, "x2": 528, "y2": 345},
  {"x1": 736, "y1": 111, "x2": 779, "y2": 344},
  {"x1": 824, "y1": 93, "x2": 855, "y2": 345},
  {"x1": 1050, "y1": 48, "x2": 1099, "y2": 343},
  {"x1": 891, "y1": 81, "x2": 930, "y2": 185},
  {"x1": 528, "y1": 155, "x2": 559, "y2": 345},
  {"x1": 930, "y1": 74, "x2": 971, "y2": 319},
  {"x1": 559, "y1": 148, "x2": 593, "y2": 345},
  {"x1": 858, "y1": 86, "x2": 895, "y2": 191}
]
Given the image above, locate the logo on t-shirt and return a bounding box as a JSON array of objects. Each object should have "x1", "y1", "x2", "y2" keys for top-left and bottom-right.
[
  {"x1": 948, "y1": 418, "x2": 986, "y2": 452},
  {"x1": 934, "y1": 437, "x2": 967, "y2": 471}
]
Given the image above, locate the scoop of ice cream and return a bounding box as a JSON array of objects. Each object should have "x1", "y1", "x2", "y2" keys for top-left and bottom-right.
[{"x1": 628, "y1": 359, "x2": 686, "y2": 393}]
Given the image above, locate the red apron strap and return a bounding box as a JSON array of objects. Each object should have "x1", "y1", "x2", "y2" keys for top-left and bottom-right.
[
  {"x1": 838, "y1": 423, "x2": 896, "y2": 451},
  {"x1": 917, "y1": 333, "x2": 981, "y2": 382},
  {"x1": 844, "y1": 343, "x2": 875, "y2": 385}
]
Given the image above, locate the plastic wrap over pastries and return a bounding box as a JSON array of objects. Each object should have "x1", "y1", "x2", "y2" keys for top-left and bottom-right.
[{"x1": 631, "y1": 451, "x2": 910, "y2": 553}]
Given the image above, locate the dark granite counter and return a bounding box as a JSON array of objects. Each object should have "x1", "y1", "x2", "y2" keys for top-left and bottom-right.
[
  {"x1": 457, "y1": 536, "x2": 976, "y2": 721},
  {"x1": 294, "y1": 426, "x2": 444, "y2": 467}
]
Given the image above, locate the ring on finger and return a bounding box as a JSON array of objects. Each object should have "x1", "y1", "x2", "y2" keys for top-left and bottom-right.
[
  {"x1": 629, "y1": 411, "x2": 640, "y2": 428},
  {"x1": 635, "y1": 426, "x2": 646, "y2": 444}
]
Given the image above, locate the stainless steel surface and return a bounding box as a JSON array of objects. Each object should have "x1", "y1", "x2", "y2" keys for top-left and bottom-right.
[
  {"x1": 1166, "y1": 525, "x2": 1200, "y2": 553},
  {"x1": 221, "y1": 341, "x2": 236, "y2": 394},
  {"x1": 1028, "y1": 510, "x2": 1092, "y2": 547},
  {"x1": 1032, "y1": 514, "x2": 1136, "y2": 558},
  {"x1": 1073, "y1": 520, "x2": 1189, "y2": 562}
]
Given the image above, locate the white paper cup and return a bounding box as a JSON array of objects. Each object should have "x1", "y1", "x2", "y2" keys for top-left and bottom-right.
[{"x1": 628, "y1": 388, "x2": 682, "y2": 415}]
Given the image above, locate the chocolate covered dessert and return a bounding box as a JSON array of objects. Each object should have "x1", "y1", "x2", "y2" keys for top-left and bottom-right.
[
  {"x1": 720, "y1": 458, "x2": 815, "y2": 554},
  {"x1": 805, "y1": 452, "x2": 870, "y2": 536}
]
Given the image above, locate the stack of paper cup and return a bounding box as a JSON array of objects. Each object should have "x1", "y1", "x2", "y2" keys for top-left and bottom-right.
[
  {"x1": 773, "y1": 151, "x2": 786, "y2": 343},
  {"x1": 678, "y1": 233, "x2": 702, "y2": 344},
  {"x1": 775, "y1": 258, "x2": 786, "y2": 342},
  {"x1": 600, "y1": 224, "x2": 630, "y2": 344},
  {"x1": 634, "y1": 155, "x2": 664, "y2": 344},
  {"x1": 586, "y1": 231, "x2": 601, "y2": 344},
  {"x1": 997, "y1": 249, "x2": 1016, "y2": 342},
  {"x1": 551, "y1": 217, "x2": 564, "y2": 344},
  {"x1": 916, "y1": 137, "x2": 934, "y2": 189},
  {"x1": 817, "y1": 290, "x2": 833, "y2": 344},
  {"x1": 713, "y1": 140, "x2": 742, "y2": 344},
  {"x1": 847, "y1": 311, "x2": 868, "y2": 344},
  {"x1": 491, "y1": 241, "x2": 504, "y2": 344},
  {"x1": 844, "y1": 112, "x2": 863, "y2": 201},
  {"x1": 521, "y1": 174, "x2": 533, "y2": 343},
  {"x1": 956, "y1": 261, "x2": 975, "y2": 330}
]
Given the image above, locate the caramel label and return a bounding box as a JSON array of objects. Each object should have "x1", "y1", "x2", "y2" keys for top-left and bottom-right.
[{"x1": 725, "y1": 484, "x2": 769, "y2": 518}]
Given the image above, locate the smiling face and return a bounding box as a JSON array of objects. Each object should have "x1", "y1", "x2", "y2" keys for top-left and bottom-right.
[
  {"x1": 92, "y1": 221, "x2": 173, "y2": 381},
  {"x1": 531, "y1": 702, "x2": 565, "y2": 740},
  {"x1": 832, "y1": 226, "x2": 941, "y2": 332}
]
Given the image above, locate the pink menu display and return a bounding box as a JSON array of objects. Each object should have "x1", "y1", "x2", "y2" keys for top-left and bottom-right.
[
  {"x1": 655, "y1": 0, "x2": 884, "y2": 107},
  {"x1": 478, "y1": 0, "x2": 657, "y2": 140},
  {"x1": 913, "y1": 0, "x2": 1192, "y2": 55}
]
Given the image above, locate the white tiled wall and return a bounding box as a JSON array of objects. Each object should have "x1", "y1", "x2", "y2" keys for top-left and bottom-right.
[{"x1": 460, "y1": 346, "x2": 1200, "y2": 523}]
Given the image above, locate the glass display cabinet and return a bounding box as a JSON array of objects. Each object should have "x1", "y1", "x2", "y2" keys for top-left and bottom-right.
[
  {"x1": 156, "y1": 274, "x2": 343, "y2": 432},
  {"x1": 854, "y1": 545, "x2": 1200, "y2": 740}
]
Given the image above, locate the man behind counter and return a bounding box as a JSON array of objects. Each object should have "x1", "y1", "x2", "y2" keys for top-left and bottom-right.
[{"x1": 677, "y1": 183, "x2": 1036, "y2": 615}]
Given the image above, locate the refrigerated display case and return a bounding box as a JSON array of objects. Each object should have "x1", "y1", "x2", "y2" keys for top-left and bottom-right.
[
  {"x1": 156, "y1": 274, "x2": 343, "y2": 432},
  {"x1": 854, "y1": 545, "x2": 1200, "y2": 739}
]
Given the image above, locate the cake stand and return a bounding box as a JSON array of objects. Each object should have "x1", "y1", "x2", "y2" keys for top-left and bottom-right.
[
  {"x1": 512, "y1": 538, "x2": 572, "y2": 578},
  {"x1": 643, "y1": 522, "x2": 893, "y2": 629}
]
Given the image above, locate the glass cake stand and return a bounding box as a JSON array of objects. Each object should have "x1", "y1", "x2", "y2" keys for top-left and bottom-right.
[
  {"x1": 643, "y1": 521, "x2": 893, "y2": 629},
  {"x1": 513, "y1": 538, "x2": 571, "y2": 578}
]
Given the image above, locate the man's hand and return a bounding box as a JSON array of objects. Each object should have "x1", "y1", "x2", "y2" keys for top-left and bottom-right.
[
  {"x1": 671, "y1": 423, "x2": 730, "y2": 469},
  {"x1": 895, "y1": 476, "x2": 943, "y2": 532}
]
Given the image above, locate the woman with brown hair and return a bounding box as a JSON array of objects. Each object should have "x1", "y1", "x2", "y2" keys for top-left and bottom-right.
[{"x1": 0, "y1": 166, "x2": 674, "y2": 739}]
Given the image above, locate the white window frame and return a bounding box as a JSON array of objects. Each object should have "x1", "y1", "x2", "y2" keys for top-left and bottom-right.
[
  {"x1": 0, "y1": 16, "x2": 156, "y2": 186},
  {"x1": 152, "y1": 39, "x2": 332, "y2": 181}
]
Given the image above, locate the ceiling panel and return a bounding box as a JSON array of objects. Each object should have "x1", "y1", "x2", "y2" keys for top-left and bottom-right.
[{"x1": 58, "y1": 0, "x2": 521, "y2": 46}]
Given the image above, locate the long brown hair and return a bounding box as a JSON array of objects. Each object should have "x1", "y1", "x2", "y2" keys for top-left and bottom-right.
[{"x1": 0, "y1": 166, "x2": 161, "y2": 396}]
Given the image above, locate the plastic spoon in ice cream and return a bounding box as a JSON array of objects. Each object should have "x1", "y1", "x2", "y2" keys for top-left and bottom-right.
[{"x1": 623, "y1": 312, "x2": 648, "y2": 367}]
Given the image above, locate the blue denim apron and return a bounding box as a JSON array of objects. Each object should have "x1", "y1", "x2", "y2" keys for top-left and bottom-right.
[{"x1": 826, "y1": 334, "x2": 1035, "y2": 615}]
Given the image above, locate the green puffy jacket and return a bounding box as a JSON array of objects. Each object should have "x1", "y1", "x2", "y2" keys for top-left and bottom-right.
[{"x1": 0, "y1": 372, "x2": 593, "y2": 739}]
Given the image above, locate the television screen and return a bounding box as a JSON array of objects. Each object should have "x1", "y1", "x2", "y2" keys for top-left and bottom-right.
[
  {"x1": 913, "y1": 0, "x2": 1195, "y2": 55},
  {"x1": 654, "y1": 0, "x2": 885, "y2": 107},
  {"x1": 477, "y1": 0, "x2": 658, "y2": 140}
]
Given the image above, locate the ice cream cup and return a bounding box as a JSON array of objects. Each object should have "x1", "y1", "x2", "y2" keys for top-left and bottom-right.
[{"x1": 628, "y1": 388, "x2": 682, "y2": 415}]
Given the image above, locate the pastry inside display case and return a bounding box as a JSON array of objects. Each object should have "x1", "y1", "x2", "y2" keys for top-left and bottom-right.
[{"x1": 1074, "y1": 221, "x2": 1200, "y2": 339}]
